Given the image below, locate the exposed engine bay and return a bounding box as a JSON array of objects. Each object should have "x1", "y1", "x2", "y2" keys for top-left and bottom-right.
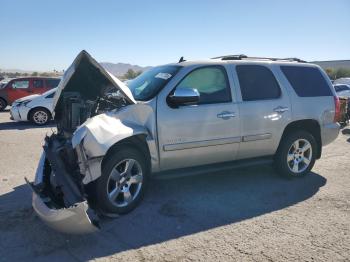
[{"x1": 56, "y1": 91, "x2": 128, "y2": 136}]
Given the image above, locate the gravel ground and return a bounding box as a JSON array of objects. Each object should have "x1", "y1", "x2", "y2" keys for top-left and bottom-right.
[{"x1": 0, "y1": 109, "x2": 349, "y2": 261}]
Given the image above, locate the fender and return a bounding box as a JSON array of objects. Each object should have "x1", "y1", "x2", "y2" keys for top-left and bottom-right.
[{"x1": 71, "y1": 103, "x2": 158, "y2": 184}]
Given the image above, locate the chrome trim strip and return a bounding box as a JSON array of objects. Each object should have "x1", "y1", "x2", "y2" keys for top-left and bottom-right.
[
  {"x1": 242, "y1": 133, "x2": 272, "y2": 142},
  {"x1": 163, "y1": 137, "x2": 241, "y2": 151}
]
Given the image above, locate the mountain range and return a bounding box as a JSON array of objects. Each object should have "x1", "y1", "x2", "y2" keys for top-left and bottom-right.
[
  {"x1": 100, "y1": 62, "x2": 152, "y2": 77},
  {"x1": 1, "y1": 62, "x2": 152, "y2": 77}
]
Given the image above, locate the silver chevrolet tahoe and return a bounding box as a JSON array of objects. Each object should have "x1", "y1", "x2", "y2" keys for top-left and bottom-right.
[{"x1": 27, "y1": 51, "x2": 340, "y2": 234}]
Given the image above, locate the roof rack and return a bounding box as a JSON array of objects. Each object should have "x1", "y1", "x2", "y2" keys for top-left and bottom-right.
[{"x1": 211, "y1": 55, "x2": 306, "y2": 63}]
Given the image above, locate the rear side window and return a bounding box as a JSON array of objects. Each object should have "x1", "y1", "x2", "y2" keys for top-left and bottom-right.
[
  {"x1": 281, "y1": 66, "x2": 332, "y2": 97},
  {"x1": 33, "y1": 79, "x2": 44, "y2": 88},
  {"x1": 46, "y1": 79, "x2": 60, "y2": 88},
  {"x1": 236, "y1": 65, "x2": 281, "y2": 101}
]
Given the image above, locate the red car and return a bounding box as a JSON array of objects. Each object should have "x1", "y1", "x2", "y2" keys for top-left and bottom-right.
[{"x1": 0, "y1": 77, "x2": 60, "y2": 111}]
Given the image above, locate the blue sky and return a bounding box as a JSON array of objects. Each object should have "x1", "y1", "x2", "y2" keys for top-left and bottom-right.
[{"x1": 0, "y1": 0, "x2": 349, "y2": 71}]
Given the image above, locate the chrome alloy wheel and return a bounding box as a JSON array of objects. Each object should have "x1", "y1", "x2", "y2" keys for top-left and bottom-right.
[
  {"x1": 287, "y1": 139, "x2": 313, "y2": 174},
  {"x1": 33, "y1": 110, "x2": 48, "y2": 124},
  {"x1": 106, "y1": 159, "x2": 143, "y2": 207}
]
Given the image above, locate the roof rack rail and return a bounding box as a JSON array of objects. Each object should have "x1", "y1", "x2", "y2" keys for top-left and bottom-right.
[
  {"x1": 211, "y1": 54, "x2": 248, "y2": 60},
  {"x1": 211, "y1": 55, "x2": 306, "y2": 63}
]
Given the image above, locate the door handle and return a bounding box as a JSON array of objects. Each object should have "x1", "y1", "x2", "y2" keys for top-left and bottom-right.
[
  {"x1": 217, "y1": 111, "x2": 236, "y2": 120},
  {"x1": 273, "y1": 106, "x2": 289, "y2": 114}
]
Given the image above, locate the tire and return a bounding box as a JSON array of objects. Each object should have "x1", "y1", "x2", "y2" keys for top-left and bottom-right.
[
  {"x1": 0, "y1": 98, "x2": 7, "y2": 111},
  {"x1": 93, "y1": 146, "x2": 149, "y2": 215},
  {"x1": 30, "y1": 108, "x2": 51, "y2": 125},
  {"x1": 274, "y1": 130, "x2": 317, "y2": 178}
]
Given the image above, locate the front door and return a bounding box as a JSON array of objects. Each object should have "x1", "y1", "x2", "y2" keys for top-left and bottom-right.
[
  {"x1": 7, "y1": 79, "x2": 31, "y2": 104},
  {"x1": 233, "y1": 64, "x2": 292, "y2": 159},
  {"x1": 157, "y1": 65, "x2": 241, "y2": 171}
]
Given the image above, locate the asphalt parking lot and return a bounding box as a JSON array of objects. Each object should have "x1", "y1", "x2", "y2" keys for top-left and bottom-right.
[{"x1": 0, "y1": 109, "x2": 349, "y2": 262}]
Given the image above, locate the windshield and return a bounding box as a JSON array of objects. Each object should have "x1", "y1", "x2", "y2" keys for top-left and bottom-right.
[
  {"x1": 334, "y1": 85, "x2": 350, "y2": 92},
  {"x1": 127, "y1": 65, "x2": 181, "y2": 101}
]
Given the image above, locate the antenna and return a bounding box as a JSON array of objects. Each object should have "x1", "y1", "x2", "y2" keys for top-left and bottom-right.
[{"x1": 178, "y1": 56, "x2": 186, "y2": 63}]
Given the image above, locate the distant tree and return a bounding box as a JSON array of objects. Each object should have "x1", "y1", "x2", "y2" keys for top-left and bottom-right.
[
  {"x1": 123, "y1": 69, "x2": 142, "y2": 79},
  {"x1": 31, "y1": 72, "x2": 38, "y2": 76},
  {"x1": 326, "y1": 67, "x2": 350, "y2": 80}
]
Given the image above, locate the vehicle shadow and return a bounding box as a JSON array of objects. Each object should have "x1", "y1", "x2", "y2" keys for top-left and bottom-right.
[
  {"x1": 0, "y1": 166, "x2": 326, "y2": 260},
  {"x1": 0, "y1": 120, "x2": 55, "y2": 130}
]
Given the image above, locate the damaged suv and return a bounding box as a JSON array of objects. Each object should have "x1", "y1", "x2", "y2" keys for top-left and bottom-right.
[{"x1": 28, "y1": 51, "x2": 340, "y2": 234}]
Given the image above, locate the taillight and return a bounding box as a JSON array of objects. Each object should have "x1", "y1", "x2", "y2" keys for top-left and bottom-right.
[{"x1": 334, "y1": 96, "x2": 341, "y2": 122}]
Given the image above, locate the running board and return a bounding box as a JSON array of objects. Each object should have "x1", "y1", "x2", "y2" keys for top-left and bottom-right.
[{"x1": 154, "y1": 156, "x2": 274, "y2": 179}]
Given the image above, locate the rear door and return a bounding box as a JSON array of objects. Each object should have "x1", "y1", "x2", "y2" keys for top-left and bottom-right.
[
  {"x1": 7, "y1": 79, "x2": 32, "y2": 103},
  {"x1": 157, "y1": 65, "x2": 241, "y2": 170},
  {"x1": 32, "y1": 78, "x2": 47, "y2": 95},
  {"x1": 233, "y1": 64, "x2": 292, "y2": 159}
]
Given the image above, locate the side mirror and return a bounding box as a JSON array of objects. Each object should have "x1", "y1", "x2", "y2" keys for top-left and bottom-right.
[{"x1": 168, "y1": 88, "x2": 200, "y2": 107}]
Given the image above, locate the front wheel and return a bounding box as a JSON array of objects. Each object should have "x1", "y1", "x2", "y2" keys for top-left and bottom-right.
[
  {"x1": 0, "y1": 98, "x2": 7, "y2": 111},
  {"x1": 275, "y1": 131, "x2": 317, "y2": 178},
  {"x1": 94, "y1": 146, "x2": 149, "y2": 215},
  {"x1": 30, "y1": 108, "x2": 51, "y2": 125}
]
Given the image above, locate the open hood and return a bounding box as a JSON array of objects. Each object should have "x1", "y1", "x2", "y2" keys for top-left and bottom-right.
[{"x1": 53, "y1": 50, "x2": 136, "y2": 111}]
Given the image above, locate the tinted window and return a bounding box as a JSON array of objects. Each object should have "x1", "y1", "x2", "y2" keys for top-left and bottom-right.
[
  {"x1": 46, "y1": 79, "x2": 60, "y2": 88},
  {"x1": 236, "y1": 65, "x2": 281, "y2": 101},
  {"x1": 281, "y1": 66, "x2": 332, "y2": 97},
  {"x1": 176, "y1": 66, "x2": 231, "y2": 104},
  {"x1": 334, "y1": 85, "x2": 350, "y2": 92},
  {"x1": 33, "y1": 79, "x2": 44, "y2": 88},
  {"x1": 12, "y1": 80, "x2": 29, "y2": 89}
]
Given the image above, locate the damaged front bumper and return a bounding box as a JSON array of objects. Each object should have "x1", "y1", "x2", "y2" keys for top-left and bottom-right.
[{"x1": 27, "y1": 149, "x2": 99, "y2": 234}]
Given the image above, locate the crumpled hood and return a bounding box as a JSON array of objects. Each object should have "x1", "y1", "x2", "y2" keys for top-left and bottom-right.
[{"x1": 53, "y1": 50, "x2": 136, "y2": 112}]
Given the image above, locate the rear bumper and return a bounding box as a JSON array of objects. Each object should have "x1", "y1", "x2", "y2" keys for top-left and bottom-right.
[
  {"x1": 29, "y1": 151, "x2": 99, "y2": 234},
  {"x1": 321, "y1": 122, "x2": 340, "y2": 147}
]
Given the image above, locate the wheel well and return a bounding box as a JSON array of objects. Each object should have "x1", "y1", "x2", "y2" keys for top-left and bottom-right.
[
  {"x1": 101, "y1": 134, "x2": 151, "y2": 172},
  {"x1": 280, "y1": 119, "x2": 322, "y2": 159},
  {"x1": 27, "y1": 107, "x2": 52, "y2": 121},
  {"x1": 0, "y1": 97, "x2": 7, "y2": 104}
]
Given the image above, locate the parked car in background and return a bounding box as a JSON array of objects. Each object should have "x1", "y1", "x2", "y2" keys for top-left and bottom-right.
[
  {"x1": 334, "y1": 84, "x2": 350, "y2": 125},
  {"x1": 10, "y1": 88, "x2": 56, "y2": 125},
  {"x1": 0, "y1": 79, "x2": 11, "y2": 89},
  {"x1": 334, "y1": 77, "x2": 350, "y2": 86},
  {"x1": 334, "y1": 84, "x2": 350, "y2": 98},
  {"x1": 0, "y1": 77, "x2": 60, "y2": 111},
  {"x1": 28, "y1": 51, "x2": 340, "y2": 234}
]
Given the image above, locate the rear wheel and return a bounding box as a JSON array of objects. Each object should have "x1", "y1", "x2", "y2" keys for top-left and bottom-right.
[
  {"x1": 30, "y1": 108, "x2": 51, "y2": 125},
  {"x1": 94, "y1": 146, "x2": 149, "y2": 215},
  {"x1": 0, "y1": 98, "x2": 7, "y2": 111},
  {"x1": 275, "y1": 131, "x2": 317, "y2": 178}
]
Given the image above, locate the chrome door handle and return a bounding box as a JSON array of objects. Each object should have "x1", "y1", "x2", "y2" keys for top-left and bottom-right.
[
  {"x1": 217, "y1": 111, "x2": 236, "y2": 120},
  {"x1": 273, "y1": 106, "x2": 289, "y2": 113}
]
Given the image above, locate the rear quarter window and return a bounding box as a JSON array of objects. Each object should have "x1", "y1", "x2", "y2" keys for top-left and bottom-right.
[{"x1": 281, "y1": 66, "x2": 332, "y2": 97}]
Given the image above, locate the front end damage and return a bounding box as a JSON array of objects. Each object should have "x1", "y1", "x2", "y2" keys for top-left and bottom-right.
[
  {"x1": 27, "y1": 151, "x2": 99, "y2": 234},
  {"x1": 27, "y1": 51, "x2": 153, "y2": 234}
]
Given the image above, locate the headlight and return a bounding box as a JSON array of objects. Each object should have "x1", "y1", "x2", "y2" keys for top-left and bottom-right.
[{"x1": 16, "y1": 99, "x2": 32, "y2": 107}]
